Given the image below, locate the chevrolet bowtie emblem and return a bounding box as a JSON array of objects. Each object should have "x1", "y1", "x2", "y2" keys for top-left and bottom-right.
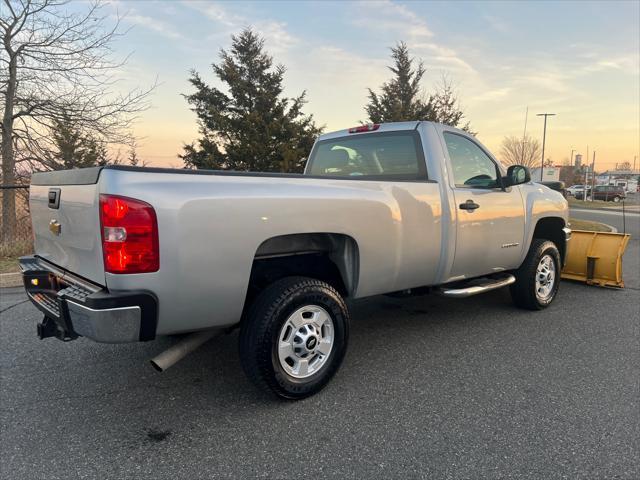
[{"x1": 49, "y1": 219, "x2": 61, "y2": 236}]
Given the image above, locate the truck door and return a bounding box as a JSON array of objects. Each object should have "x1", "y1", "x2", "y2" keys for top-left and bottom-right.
[{"x1": 442, "y1": 131, "x2": 525, "y2": 279}]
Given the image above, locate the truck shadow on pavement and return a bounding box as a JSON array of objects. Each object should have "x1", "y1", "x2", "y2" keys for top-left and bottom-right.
[
  {"x1": 2, "y1": 275, "x2": 638, "y2": 479},
  {"x1": 138, "y1": 287, "x2": 558, "y2": 403}
]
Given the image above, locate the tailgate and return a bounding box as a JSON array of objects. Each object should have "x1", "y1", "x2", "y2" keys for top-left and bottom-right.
[{"x1": 29, "y1": 168, "x2": 105, "y2": 285}]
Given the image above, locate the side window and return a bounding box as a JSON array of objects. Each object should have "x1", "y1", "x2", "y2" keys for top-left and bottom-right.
[
  {"x1": 443, "y1": 133, "x2": 500, "y2": 189},
  {"x1": 307, "y1": 132, "x2": 426, "y2": 180}
]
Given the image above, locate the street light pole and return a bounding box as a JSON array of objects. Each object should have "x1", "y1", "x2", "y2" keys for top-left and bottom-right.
[{"x1": 537, "y1": 113, "x2": 556, "y2": 181}]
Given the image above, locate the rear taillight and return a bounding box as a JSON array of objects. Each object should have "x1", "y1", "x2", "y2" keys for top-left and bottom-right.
[{"x1": 99, "y1": 194, "x2": 159, "y2": 274}]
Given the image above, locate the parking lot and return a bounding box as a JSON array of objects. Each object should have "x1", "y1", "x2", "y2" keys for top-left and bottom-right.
[{"x1": 1, "y1": 208, "x2": 638, "y2": 479}]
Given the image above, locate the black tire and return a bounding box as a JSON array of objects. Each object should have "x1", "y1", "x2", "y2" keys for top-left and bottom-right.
[
  {"x1": 510, "y1": 239, "x2": 561, "y2": 310},
  {"x1": 239, "y1": 276, "x2": 349, "y2": 400}
]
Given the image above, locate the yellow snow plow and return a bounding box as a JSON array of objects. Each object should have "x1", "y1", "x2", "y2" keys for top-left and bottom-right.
[{"x1": 561, "y1": 230, "x2": 631, "y2": 288}]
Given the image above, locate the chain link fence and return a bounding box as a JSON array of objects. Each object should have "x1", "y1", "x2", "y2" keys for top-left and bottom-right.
[{"x1": 1, "y1": 185, "x2": 33, "y2": 258}]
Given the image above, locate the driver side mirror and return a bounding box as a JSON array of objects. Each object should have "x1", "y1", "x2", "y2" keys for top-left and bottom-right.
[{"x1": 504, "y1": 165, "x2": 530, "y2": 187}]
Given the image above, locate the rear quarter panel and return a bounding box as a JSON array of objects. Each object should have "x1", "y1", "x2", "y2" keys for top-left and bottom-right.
[{"x1": 98, "y1": 169, "x2": 443, "y2": 334}]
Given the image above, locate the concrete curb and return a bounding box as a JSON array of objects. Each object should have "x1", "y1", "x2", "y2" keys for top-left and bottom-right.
[{"x1": 0, "y1": 272, "x2": 22, "y2": 288}]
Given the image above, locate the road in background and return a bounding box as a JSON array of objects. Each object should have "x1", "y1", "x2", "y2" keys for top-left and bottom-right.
[
  {"x1": 1, "y1": 215, "x2": 638, "y2": 479},
  {"x1": 570, "y1": 204, "x2": 640, "y2": 236}
]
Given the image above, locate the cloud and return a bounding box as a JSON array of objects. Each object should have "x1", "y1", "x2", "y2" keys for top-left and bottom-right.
[
  {"x1": 581, "y1": 55, "x2": 639, "y2": 75},
  {"x1": 253, "y1": 21, "x2": 296, "y2": 55},
  {"x1": 518, "y1": 71, "x2": 571, "y2": 93},
  {"x1": 412, "y1": 42, "x2": 476, "y2": 74},
  {"x1": 566, "y1": 42, "x2": 639, "y2": 75},
  {"x1": 470, "y1": 87, "x2": 513, "y2": 103},
  {"x1": 183, "y1": 0, "x2": 244, "y2": 27},
  {"x1": 351, "y1": 0, "x2": 433, "y2": 38},
  {"x1": 125, "y1": 14, "x2": 184, "y2": 40},
  {"x1": 483, "y1": 14, "x2": 511, "y2": 34},
  {"x1": 106, "y1": 0, "x2": 183, "y2": 40},
  {"x1": 349, "y1": 1, "x2": 475, "y2": 75},
  {"x1": 183, "y1": 1, "x2": 296, "y2": 54},
  {"x1": 285, "y1": 46, "x2": 390, "y2": 127}
]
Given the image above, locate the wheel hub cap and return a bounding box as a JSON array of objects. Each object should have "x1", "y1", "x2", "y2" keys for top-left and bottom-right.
[
  {"x1": 535, "y1": 254, "x2": 556, "y2": 301},
  {"x1": 277, "y1": 305, "x2": 334, "y2": 379}
]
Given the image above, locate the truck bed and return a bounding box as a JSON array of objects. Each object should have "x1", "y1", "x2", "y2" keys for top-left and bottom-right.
[{"x1": 29, "y1": 164, "x2": 445, "y2": 334}]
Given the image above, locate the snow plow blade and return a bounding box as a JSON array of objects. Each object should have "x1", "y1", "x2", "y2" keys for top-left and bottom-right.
[{"x1": 561, "y1": 230, "x2": 631, "y2": 288}]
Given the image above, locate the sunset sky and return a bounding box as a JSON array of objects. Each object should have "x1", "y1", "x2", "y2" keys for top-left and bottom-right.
[{"x1": 101, "y1": 0, "x2": 639, "y2": 170}]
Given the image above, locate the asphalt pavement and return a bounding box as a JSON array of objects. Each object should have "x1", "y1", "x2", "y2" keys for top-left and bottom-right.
[{"x1": 1, "y1": 208, "x2": 638, "y2": 479}]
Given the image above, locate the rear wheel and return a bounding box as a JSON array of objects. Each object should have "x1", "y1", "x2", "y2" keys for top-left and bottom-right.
[
  {"x1": 612, "y1": 196, "x2": 621, "y2": 203},
  {"x1": 239, "y1": 276, "x2": 349, "y2": 399},
  {"x1": 510, "y1": 239, "x2": 561, "y2": 310}
]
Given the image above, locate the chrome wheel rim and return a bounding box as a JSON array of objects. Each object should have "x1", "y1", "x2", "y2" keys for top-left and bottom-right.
[
  {"x1": 277, "y1": 305, "x2": 334, "y2": 379},
  {"x1": 535, "y1": 254, "x2": 556, "y2": 301}
]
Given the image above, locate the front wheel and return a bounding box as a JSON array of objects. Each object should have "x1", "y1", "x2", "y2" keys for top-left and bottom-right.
[
  {"x1": 510, "y1": 239, "x2": 561, "y2": 310},
  {"x1": 239, "y1": 276, "x2": 349, "y2": 399},
  {"x1": 612, "y1": 196, "x2": 621, "y2": 203}
]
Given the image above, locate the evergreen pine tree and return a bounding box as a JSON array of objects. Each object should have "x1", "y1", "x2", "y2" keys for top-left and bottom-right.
[
  {"x1": 128, "y1": 142, "x2": 140, "y2": 166},
  {"x1": 51, "y1": 117, "x2": 108, "y2": 169},
  {"x1": 366, "y1": 42, "x2": 472, "y2": 132},
  {"x1": 181, "y1": 28, "x2": 322, "y2": 172},
  {"x1": 366, "y1": 42, "x2": 435, "y2": 123}
]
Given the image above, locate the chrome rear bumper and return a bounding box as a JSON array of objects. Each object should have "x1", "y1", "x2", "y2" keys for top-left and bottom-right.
[{"x1": 20, "y1": 256, "x2": 157, "y2": 343}]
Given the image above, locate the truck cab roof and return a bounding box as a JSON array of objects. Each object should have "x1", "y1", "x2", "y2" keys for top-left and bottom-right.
[
  {"x1": 318, "y1": 121, "x2": 421, "y2": 141},
  {"x1": 318, "y1": 120, "x2": 472, "y2": 142}
]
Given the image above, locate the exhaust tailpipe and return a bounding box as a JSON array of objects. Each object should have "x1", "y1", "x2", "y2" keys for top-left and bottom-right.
[{"x1": 150, "y1": 329, "x2": 221, "y2": 372}]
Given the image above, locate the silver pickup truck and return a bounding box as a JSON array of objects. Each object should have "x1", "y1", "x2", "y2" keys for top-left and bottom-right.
[{"x1": 21, "y1": 121, "x2": 570, "y2": 399}]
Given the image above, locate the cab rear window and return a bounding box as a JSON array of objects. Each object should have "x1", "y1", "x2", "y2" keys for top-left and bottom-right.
[{"x1": 306, "y1": 131, "x2": 427, "y2": 181}]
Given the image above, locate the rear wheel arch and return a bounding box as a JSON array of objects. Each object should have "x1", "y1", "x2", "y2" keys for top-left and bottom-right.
[{"x1": 245, "y1": 233, "x2": 360, "y2": 308}]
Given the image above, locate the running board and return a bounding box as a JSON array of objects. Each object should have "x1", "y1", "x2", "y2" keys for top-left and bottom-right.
[{"x1": 438, "y1": 274, "x2": 516, "y2": 298}]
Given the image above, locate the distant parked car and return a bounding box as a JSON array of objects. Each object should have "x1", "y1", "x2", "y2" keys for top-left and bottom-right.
[
  {"x1": 567, "y1": 184, "x2": 590, "y2": 197},
  {"x1": 576, "y1": 185, "x2": 626, "y2": 202}
]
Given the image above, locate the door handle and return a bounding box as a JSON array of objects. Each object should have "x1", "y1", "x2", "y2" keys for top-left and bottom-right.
[{"x1": 459, "y1": 200, "x2": 480, "y2": 211}]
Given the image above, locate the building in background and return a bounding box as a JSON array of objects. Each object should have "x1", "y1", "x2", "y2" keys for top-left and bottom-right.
[
  {"x1": 595, "y1": 169, "x2": 640, "y2": 192},
  {"x1": 574, "y1": 153, "x2": 582, "y2": 169},
  {"x1": 558, "y1": 165, "x2": 582, "y2": 186},
  {"x1": 531, "y1": 167, "x2": 560, "y2": 182}
]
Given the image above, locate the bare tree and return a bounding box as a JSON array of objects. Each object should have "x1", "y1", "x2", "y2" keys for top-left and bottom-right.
[
  {"x1": 499, "y1": 134, "x2": 542, "y2": 169},
  {"x1": 430, "y1": 76, "x2": 474, "y2": 134},
  {"x1": 616, "y1": 161, "x2": 631, "y2": 171},
  {"x1": 1, "y1": 0, "x2": 154, "y2": 242}
]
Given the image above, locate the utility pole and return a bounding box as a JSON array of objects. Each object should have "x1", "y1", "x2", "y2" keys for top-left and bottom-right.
[
  {"x1": 582, "y1": 145, "x2": 589, "y2": 201},
  {"x1": 537, "y1": 113, "x2": 556, "y2": 180},
  {"x1": 591, "y1": 151, "x2": 596, "y2": 202}
]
